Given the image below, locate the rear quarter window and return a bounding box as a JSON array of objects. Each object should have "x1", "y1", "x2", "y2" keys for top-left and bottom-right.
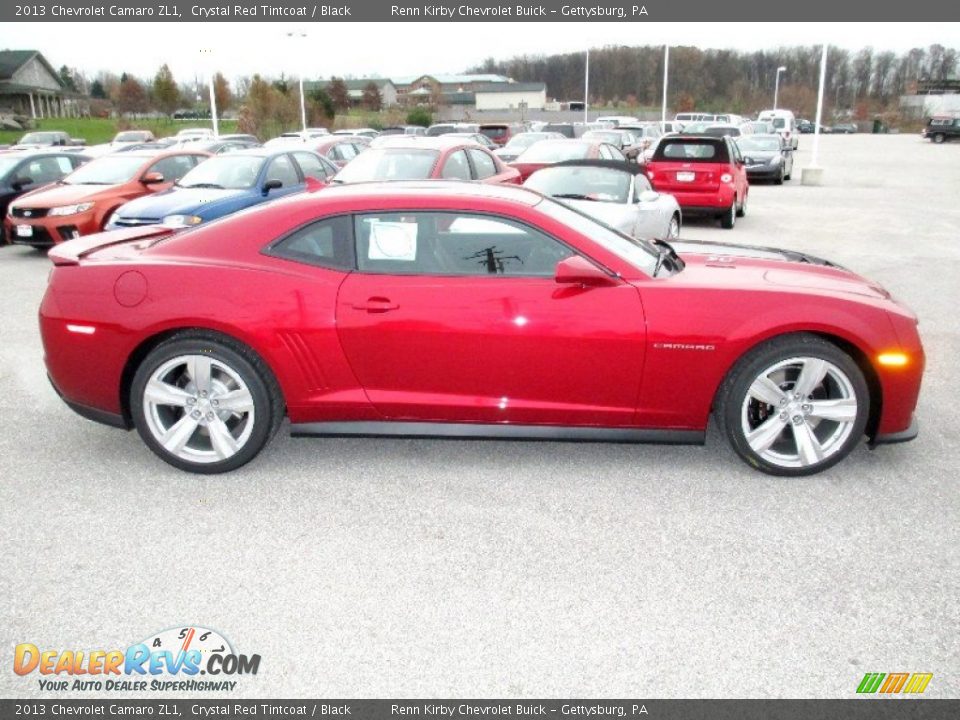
[{"x1": 653, "y1": 140, "x2": 728, "y2": 163}]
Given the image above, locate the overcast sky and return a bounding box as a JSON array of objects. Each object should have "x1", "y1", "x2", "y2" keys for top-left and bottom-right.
[{"x1": 3, "y1": 22, "x2": 958, "y2": 82}]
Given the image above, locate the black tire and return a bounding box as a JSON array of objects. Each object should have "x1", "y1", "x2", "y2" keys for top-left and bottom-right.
[
  {"x1": 130, "y1": 332, "x2": 283, "y2": 473},
  {"x1": 736, "y1": 192, "x2": 747, "y2": 217},
  {"x1": 716, "y1": 333, "x2": 870, "y2": 477},
  {"x1": 720, "y1": 203, "x2": 736, "y2": 229},
  {"x1": 775, "y1": 167, "x2": 784, "y2": 185},
  {"x1": 932, "y1": 133, "x2": 945, "y2": 144}
]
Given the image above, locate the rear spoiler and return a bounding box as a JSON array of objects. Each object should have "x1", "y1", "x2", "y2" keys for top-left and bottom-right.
[{"x1": 48, "y1": 225, "x2": 175, "y2": 266}]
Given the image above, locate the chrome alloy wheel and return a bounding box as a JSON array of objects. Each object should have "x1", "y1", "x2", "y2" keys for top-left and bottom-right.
[
  {"x1": 142, "y1": 354, "x2": 255, "y2": 464},
  {"x1": 740, "y1": 356, "x2": 858, "y2": 470},
  {"x1": 667, "y1": 216, "x2": 680, "y2": 239}
]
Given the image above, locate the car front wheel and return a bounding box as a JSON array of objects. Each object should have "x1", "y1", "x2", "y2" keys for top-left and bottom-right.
[
  {"x1": 718, "y1": 334, "x2": 870, "y2": 476},
  {"x1": 131, "y1": 333, "x2": 283, "y2": 473},
  {"x1": 932, "y1": 133, "x2": 946, "y2": 144}
]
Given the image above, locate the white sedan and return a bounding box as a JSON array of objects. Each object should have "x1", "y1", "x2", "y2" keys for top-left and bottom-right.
[{"x1": 523, "y1": 159, "x2": 681, "y2": 242}]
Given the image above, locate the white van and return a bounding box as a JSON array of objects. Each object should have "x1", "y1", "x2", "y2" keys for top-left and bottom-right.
[{"x1": 758, "y1": 109, "x2": 799, "y2": 149}]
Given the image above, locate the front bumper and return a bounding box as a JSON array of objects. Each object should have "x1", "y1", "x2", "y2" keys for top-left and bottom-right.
[
  {"x1": 746, "y1": 165, "x2": 782, "y2": 179},
  {"x1": 5, "y1": 211, "x2": 97, "y2": 246},
  {"x1": 870, "y1": 415, "x2": 918, "y2": 446}
]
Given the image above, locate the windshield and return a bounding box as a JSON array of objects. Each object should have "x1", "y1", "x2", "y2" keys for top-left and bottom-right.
[
  {"x1": 64, "y1": 155, "x2": 146, "y2": 185},
  {"x1": 335, "y1": 148, "x2": 439, "y2": 182},
  {"x1": 177, "y1": 155, "x2": 264, "y2": 189},
  {"x1": 516, "y1": 141, "x2": 591, "y2": 163},
  {"x1": 772, "y1": 118, "x2": 787, "y2": 129},
  {"x1": 525, "y1": 166, "x2": 631, "y2": 204},
  {"x1": 115, "y1": 131, "x2": 148, "y2": 142},
  {"x1": 480, "y1": 126, "x2": 507, "y2": 139},
  {"x1": 19, "y1": 132, "x2": 58, "y2": 144},
  {"x1": 654, "y1": 139, "x2": 726, "y2": 162},
  {"x1": 504, "y1": 133, "x2": 549, "y2": 150},
  {"x1": 538, "y1": 197, "x2": 658, "y2": 276},
  {"x1": 738, "y1": 137, "x2": 782, "y2": 152}
]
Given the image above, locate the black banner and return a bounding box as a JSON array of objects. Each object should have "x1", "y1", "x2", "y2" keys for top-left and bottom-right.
[
  {"x1": 2, "y1": 0, "x2": 952, "y2": 23},
  {"x1": 2, "y1": 700, "x2": 960, "y2": 719}
]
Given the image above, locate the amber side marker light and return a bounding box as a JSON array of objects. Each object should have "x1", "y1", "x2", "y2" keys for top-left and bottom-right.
[{"x1": 877, "y1": 352, "x2": 909, "y2": 367}]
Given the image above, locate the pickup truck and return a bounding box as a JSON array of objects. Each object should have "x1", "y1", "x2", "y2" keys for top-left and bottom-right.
[{"x1": 922, "y1": 116, "x2": 960, "y2": 143}]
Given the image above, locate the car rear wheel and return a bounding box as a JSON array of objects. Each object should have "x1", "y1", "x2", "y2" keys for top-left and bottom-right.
[
  {"x1": 717, "y1": 334, "x2": 869, "y2": 476},
  {"x1": 131, "y1": 334, "x2": 283, "y2": 473},
  {"x1": 932, "y1": 133, "x2": 945, "y2": 144},
  {"x1": 736, "y1": 192, "x2": 747, "y2": 217},
  {"x1": 720, "y1": 203, "x2": 736, "y2": 229},
  {"x1": 775, "y1": 166, "x2": 784, "y2": 185}
]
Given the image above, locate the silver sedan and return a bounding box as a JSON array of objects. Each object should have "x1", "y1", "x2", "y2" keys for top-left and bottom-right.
[{"x1": 523, "y1": 159, "x2": 681, "y2": 242}]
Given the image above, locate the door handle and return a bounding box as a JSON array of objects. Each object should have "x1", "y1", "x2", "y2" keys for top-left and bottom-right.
[{"x1": 352, "y1": 297, "x2": 399, "y2": 313}]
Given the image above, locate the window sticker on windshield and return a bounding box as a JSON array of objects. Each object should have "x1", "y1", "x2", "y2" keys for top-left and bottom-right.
[{"x1": 368, "y1": 221, "x2": 418, "y2": 261}]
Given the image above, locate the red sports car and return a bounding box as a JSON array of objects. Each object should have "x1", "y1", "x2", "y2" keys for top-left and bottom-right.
[
  {"x1": 509, "y1": 139, "x2": 626, "y2": 181},
  {"x1": 41, "y1": 182, "x2": 923, "y2": 476},
  {"x1": 333, "y1": 136, "x2": 520, "y2": 185},
  {"x1": 645, "y1": 135, "x2": 749, "y2": 229}
]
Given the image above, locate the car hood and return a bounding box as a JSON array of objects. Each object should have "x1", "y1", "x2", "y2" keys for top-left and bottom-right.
[
  {"x1": 555, "y1": 198, "x2": 635, "y2": 231},
  {"x1": 12, "y1": 182, "x2": 122, "y2": 208},
  {"x1": 115, "y1": 187, "x2": 252, "y2": 219},
  {"x1": 667, "y1": 240, "x2": 891, "y2": 300}
]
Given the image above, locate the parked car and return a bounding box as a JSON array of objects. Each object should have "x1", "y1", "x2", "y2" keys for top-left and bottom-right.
[
  {"x1": 333, "y1": 128, "x2": 379, "y2": 139},
  {"x1": 5, "y1": 149, "x2": 209, "y2": 246},
  {"x1": 493, "y1": 131, "x2": 566, "y2": 163},
  {"x1": 378, "y1": 125, "x2": 427, "y2": 137},
  {"x1": 187, "y1": 138, "x2": 261, "y2": 155},
  {"x1": 106, "y1": 148, "x2": 336, "y2": 230},
  {"x1": 703, "y1": 124, "x2": 746, "y2": 138},
  {"x1": 333, "y1": 137, "x2": 520, "y2": 185},
  {"x1": 541, "y1": 123, "x2": 583, "y2": 139},
  {"x1": 645, "y1": 135, "x2": 748, "y2": 229},
  {"x1": 581, "y1": 129, "x2": 644, "y2": 160},
  {"x1": 757, "y1": 109, "x2": 799, "y2": 149},
  {"x1": 619, "y1": 123, "x2": 663, "y2": 153},
  {"x1": 831, "y1": 123, "x2": 858, "y2": 134},
  {"x1": 510, "y1": 140, "x2": 626, "y2": 180},
  {"x1": 110, "y1": 130, "x2": 156, "y2": 147},
  {"x1": 426, "y1": 123, "x2": 479, "y2": 137},
  {"x1": 175, "y1": 128, "x2": 215, "y2": 142},
  {"x1": 446, "y1": 132, "x2": 499, "y2": 150},
  {"x1": 922, "y1": 115, "x2": 960, "y2": 143},
  {"x1": 796, "y1": 119, "x2": 815, "y2": 134},
  {"x1": 523, "y1": 159, "x2": 681, "y2": 242},
  {"x1": 310, "y1": 137, "x2": 370, "y2": 168},
  {"x1": 595, "y1": 115, "x2": 640, "y2": 127},
  {"x1": 478, "y1": 123, "x2": 525, "y2": 147},
  {"x1": 218, "y1": 134, "x2": 261, "y2": 145},
  {"x1": 679, "y1": 121, "x2": 715, "y2": 135},
  {"x1": 1, "y1": 151, "x2": 90, "y2": 240},
  {"x1": 11, "y1": 130, "x2": 84, "y2": 150},
  {"x1": 41, "y1": 181, "x2": 923, "y2": 476},
  {"x1": 675, "y1": 113, "x2": 718, "y2": 124},
  {"x1": 659, "y1": 120, "x2": 684, "y2": 134},
  {"x1": 736, "y1": 134, "x2": 793, "y2": 184},
  {"x1": 264, "y1": 130, "x2": 331, "y2": 146}
]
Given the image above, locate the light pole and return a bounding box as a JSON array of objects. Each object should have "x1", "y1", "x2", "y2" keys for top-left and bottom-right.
[
  {"x1": 286, "y1": 31, "x2": 308, "y2": 133},
  {"x1": 661, "y1": 45, "x2": 669, "y2": 124},
  {"x1": 584, "y1": 47, "x2": 590, "y2": 124},
  {"x1": 773, "y1": 66, "x2": 787, "y2": 110},
  {"x1": 802, "y1": 45, "x2": 828, "y2": 186},
  {"x1": 199, "y1": 49, "x2": 219, "y2": 138}
]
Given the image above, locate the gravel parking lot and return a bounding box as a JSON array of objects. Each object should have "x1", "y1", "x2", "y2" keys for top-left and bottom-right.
[{"x1": 1, "y1": 133, "x2": 958, "y2": 699}]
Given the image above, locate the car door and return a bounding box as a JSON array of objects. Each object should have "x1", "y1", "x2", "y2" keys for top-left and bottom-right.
[
  {"x1": 336, "y1": 210, "x2": 646, "y2": 426},
  {"x1": 728, "y1": 139, "x2": 749, "y2": 198},
  {"x1": 261, "y1": 153, "x2": 305, "y2": 198},
  {"x1": 632, "y1": 174, "x2": 669, "y2": 240}
]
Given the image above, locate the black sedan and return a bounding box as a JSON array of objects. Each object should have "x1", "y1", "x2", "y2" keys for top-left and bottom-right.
[
  {"x1": 0, "y1": 150, "x2": 90, "y2": 234},
  {"x1": 735, "y1": 134, "x2": 794, "y2": 184}
]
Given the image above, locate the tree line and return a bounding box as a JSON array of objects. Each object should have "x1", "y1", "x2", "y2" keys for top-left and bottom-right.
[{"x1": 470, "y1": 44, "x2": 959, "y2": 117}]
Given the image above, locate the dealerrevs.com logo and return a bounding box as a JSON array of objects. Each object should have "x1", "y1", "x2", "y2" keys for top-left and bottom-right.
[{"x1": 14, "y1": 626, "x2": 260, "y2": 692}]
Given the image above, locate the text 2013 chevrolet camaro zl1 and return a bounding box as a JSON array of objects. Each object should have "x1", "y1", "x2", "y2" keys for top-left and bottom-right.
[{"x1": 41, "y1": 182, "x2": 923, "y2": 475}]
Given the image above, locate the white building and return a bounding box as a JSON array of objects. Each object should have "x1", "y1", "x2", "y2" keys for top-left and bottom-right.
[{"x1": 474, "y1": 82, "x2": 547, "y2": 111}]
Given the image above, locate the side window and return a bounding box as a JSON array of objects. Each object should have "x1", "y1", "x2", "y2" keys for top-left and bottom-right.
[
  {"x1": 336, "y1": 143, "x2": 358, "y2": 161},
  {"x1": 634, "y1": 174, "x2": 653, "y2": 199},
  {"x1": 607, "y1": 144, "x2": 626, "y2": 161},
  {"x1": 598, "y1": 144, "x2": 612, "y2": 160},
  {"x1": 292, "y1": 152, "x2": 330, "y2": 181},
  {"x1": 466, "y1": 148, "x2": 497, "y2": 179},
  {"x1": 441, "y1": 150, "x2": 471, "y2": 180},
  {"x1": 266, "y1": 215, "x2": 354, "y2": 270},
  {"x1": 149, "y1": 155, "x2": 198, "y2": 182},
  {"x1": 265, "y1": 154, "x2": 300, "y2": 187},
  {"x1": 354, "y1": 212, "x2": 573, "y2": 277},
  {"x1": 24, "y1": 157, "x2": 70, "y2": 183}
]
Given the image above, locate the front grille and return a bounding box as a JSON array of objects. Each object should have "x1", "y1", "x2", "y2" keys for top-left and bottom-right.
[{"x1": 10, "y1": 207, "x2": 49, "y2": 219}]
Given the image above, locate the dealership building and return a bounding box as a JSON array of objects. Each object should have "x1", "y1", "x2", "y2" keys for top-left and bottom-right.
[{"x1": 0, "y1": 49, "x2": 85, "y2": 119}]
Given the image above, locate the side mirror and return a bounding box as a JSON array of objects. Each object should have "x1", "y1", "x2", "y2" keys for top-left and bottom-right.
[
  {"x1": 555, "y1": 255, "x2": 617, "y2": 287},
  {"x1": 11, "y1": 176, "x2": 33, "y2": 190},
  {"x1": 263, "y1": 178, "x2": 283, "y2": 193},
  {"x1": 638, "y1": 190, "x2": 660, "y2": 203},
  {"x1": 142, "y1": 171, "x2": 164, "y2": 185}
]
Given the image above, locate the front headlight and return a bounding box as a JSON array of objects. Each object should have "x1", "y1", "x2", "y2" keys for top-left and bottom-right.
[
  {"x1": 49, "y1": 202, "x2": 94, "y2": 216},
  {"x1": 162, "y1": 214, "x2": 203, "y2": 228}
]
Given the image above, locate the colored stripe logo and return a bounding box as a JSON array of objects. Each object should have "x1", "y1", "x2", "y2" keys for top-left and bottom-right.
[{"x1": 857, "y1": 672, "x2": 932, "y2": 694}]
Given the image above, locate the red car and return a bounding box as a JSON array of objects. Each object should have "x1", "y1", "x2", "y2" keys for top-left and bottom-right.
[
  {"x1": 42, "y1": 183, "x2": 923, "y2": 476},
  {"x1": 509, "y1": 140, "x2": 626, "y2": 181},
  {"x1": 310, "y1": 136, "x2": 369, "y2": 168},
  {"x1": 334, "y1": 136, "x2": 520, "y2": 185},
  {"x1": 645, "y1": 135, "x2": 748, "y2": 229},
  {"x1": 5, "y1": 149, "x2": 210, "y2": 246}
]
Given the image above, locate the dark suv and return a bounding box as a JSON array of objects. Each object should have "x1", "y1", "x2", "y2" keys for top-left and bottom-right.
[{"x1": 923, "y1": 116, "x2": 960, "y2": 144}]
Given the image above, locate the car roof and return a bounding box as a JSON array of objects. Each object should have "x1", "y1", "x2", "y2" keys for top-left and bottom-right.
[
  {"x1": 293, "y1": 180, "x2": 543, "y2": 207},
  {"x1": 366, "y1": 136, "x2": 484, "y2": 150},
  {"x1": 546, "y1": 159, "x2": 643, "y2": 175}
]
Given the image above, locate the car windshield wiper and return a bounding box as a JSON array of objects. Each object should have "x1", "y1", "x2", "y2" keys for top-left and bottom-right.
[
  {"x1": 179, "y1": 182, "x2": 224, "y2": 189},
  {"x1": 553, "y1": 193, "x2": 597, "y2": 201}
]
